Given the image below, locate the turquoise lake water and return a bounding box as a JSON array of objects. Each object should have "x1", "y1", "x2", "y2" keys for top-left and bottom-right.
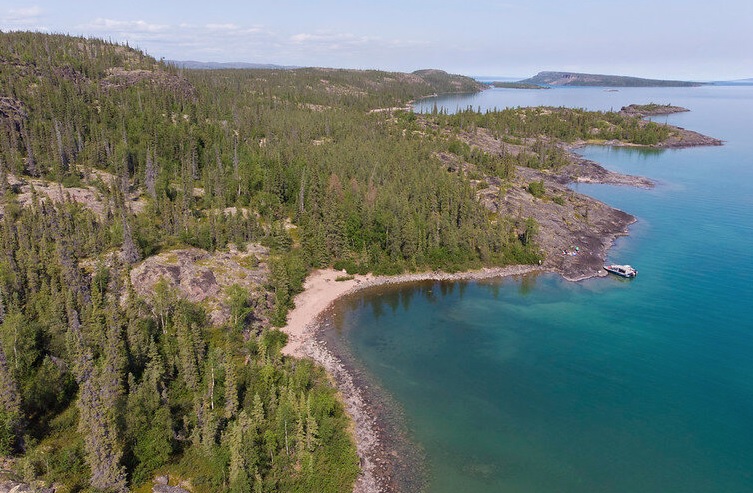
[{"x1": 333, "y1": 86, "x2": 753, "y2": 492}]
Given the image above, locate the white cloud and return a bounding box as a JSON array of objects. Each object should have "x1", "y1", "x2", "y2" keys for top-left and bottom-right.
[
  {"x1": 1, "y1": 9, "x2": 433, "y2": 71},
  {"x1": 290, "y1": 32, "x2": 370, "y2": 46},
  {"x1": 63, "y1": 17, "x2": 278, "y2": 63},
  {"x1": 8, "y1": 6, "x2": 43, "y2": 19},
  {"x1": 83, "y1": 18, "x2": 170, "y2": 34},
  {"x1": 288, "y1": 30, "x2": 430, "y2": 50},
  {"x1": 1, "y1": 5, "x2": 46, "y2": 30}
]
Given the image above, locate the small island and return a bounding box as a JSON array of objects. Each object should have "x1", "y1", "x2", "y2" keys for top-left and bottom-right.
[
  {"x1": 518, "y1": 71, "x2": 704, "y2": 87},
  {"x1": 619, "y1": 103, "x2": 690, "y2": 116}
]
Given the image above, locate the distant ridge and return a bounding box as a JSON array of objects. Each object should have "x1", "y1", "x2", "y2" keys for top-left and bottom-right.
[
  {"x1": 168, "y1": 60, "x2": 298, "y2": 70},
  {"x1": 519, "y1": 71, "x2": 703, "y2": 87},
  {"x1": 411, "y1": 69, "x2": 487, "y2": 92},
  {"x1": 711, "y1": 77, "x2": 753, "y2": 85}
]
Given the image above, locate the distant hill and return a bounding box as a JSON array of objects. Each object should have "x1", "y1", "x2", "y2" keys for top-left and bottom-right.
[
  {"x1": 411, "y1": 69, "x2": 487, "y2": 93},
  {"x1": 519, "y1": 71, "x2": 703, "y2": 87},
  {"x1": 168, "y1": 60, "x2": 298, "y2": 70},
  {"x1": 166, "y1": 63, "x2": 485, "y2": 93}
]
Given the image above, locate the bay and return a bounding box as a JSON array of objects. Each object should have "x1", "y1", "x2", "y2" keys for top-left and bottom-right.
[{"x1": 332, "y1": 85, "x2": 753, "y2": 492}]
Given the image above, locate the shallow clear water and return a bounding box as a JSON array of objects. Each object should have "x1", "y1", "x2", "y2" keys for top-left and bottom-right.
[{"x1": 334, "y1": 86, "x2": 753, "y2": 492}]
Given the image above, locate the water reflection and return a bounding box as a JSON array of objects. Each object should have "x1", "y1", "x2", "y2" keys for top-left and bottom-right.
[
  {"x1": 582, "y1": 145, "x2": 667, "y2": 159},
  {"x1": 400, "y1": 288, "x2": 414, "y2": 313},
  {"x1": 518, "y1": 272, "x2": 539, "y2": 295},
  {"x1": 384, "y1": 289, "x2": 401, "y2": 314}
]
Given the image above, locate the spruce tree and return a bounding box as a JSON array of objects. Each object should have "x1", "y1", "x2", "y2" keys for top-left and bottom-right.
[{"x1": 0, "y1": 343, "x2": 21, "y2": 454}]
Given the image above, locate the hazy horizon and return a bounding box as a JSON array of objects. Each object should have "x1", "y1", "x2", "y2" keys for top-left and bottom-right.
[
  {"x1": 2, "y1": 1, "x2": 752, "y2": 81},
  {"x1": 164, "y1": 64, "x2": 750, "y2": 83}
]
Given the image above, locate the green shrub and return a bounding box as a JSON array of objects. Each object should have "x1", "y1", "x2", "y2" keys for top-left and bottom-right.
[{"x1": 527, "y1": 180, "x2": 545, "y2": 198}]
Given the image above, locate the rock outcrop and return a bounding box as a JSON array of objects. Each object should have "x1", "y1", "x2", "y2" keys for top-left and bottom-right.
[
  {"x1": 0, "y1": 481, "x2": 54, "y2": 493},
  {"x1": 129, "y1": 245, "x2": 271, "y2": 326}
]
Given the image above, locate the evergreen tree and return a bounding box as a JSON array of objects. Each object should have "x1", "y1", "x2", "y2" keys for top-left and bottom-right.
[
  {"x1": 224, "y1": 355, "x2": 238, "y2": 420},
  {"x1": 71, "y1": 308, "x2": 128, "y2": 492},
  {"x1": 0, "y1": 342, "x2": 21, "y2": 454}
]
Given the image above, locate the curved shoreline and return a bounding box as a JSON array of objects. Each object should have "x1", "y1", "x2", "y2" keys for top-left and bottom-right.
[
  {"x1": 279, "y1": 109, "x2": 723, "y2": 492},
  {"x1": 282, "y1": 265, "x2": 543, "y2": 359},
  {"x1": 281, "y1": 265, "x2": 542, "y2": 493}
]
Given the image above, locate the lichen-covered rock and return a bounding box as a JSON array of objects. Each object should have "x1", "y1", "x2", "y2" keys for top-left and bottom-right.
[
  {"x1": 149, "y1": 474, "x2": 191, "y2": 493},
  {"x1": 0, "y1": 171, "x2": 146, "y2": 220},
  {"x1": 0, "y1": 482, "x2": 54, "y2": 492},
  {"x1": 101, "y1": 67, "x2": 197, "y2": 99},
  {"x1": 0, "y1": 97, "x2": 28, "y2": 122},
  {"x1": 129, "y1": 245, "x2": 271, "y2": 325},
  {"x1": 442, "y1": 126, "x2": 647, "y2": 281}
]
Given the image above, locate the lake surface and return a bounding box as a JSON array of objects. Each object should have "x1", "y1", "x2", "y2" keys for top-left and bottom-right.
[{"x1": 333, "y1": 85, "x2": 753, "y2": 492}]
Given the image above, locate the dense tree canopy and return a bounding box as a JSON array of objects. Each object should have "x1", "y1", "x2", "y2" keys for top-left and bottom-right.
[{"x1": 0, "y1": 31, "x2": 669, "y2": 491}]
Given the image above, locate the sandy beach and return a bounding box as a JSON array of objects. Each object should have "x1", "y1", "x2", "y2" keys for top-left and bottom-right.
[
  {"x1": 277, "y1": 141, "x2": 665, "y2": 491},
  {"x1": 281, "y1": 264, "x2": 541, "y2": 359},
  {"x1": 280, "y1": 264, "x2": 542, "y2": 493}
]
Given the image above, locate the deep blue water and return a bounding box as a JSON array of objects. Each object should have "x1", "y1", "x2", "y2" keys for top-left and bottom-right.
[{"x1": 334, "y1": 86, "x2": 753, "y2": 492}]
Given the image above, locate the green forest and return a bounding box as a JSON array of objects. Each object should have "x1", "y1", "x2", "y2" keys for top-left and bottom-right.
[{"x1": 0, "y1": 32, "x2": 672, "y2": 492}]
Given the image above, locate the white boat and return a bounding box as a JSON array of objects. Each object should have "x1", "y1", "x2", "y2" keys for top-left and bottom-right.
[{"x1": 604, "y1": 264, "x2": 637, "y2": 278}]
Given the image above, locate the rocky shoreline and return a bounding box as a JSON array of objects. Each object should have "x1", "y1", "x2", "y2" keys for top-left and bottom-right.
[
  {"x1": 301, "y1": 309, "x2": 426, "y2": 493},
  {"x1": 284, "y1": 266, "x2": 543, "y2": 493},
  {"x1": 286, "y1": 194, "x2": 629, "y2": 491},
  {"x1": 289, "y1": 259, "x2": 611, "y2": 492},
  {"x1": 280, "y1": 109, "x2": 724, "y2": 493}
]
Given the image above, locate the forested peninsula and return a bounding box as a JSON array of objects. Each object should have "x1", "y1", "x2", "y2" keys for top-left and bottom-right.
[
  {"x1": 518, "y1": 71, "x2": 703, "y2": 87},
  {"x1": 0, "y1": 32, "x2": 721, "y2": 492}
]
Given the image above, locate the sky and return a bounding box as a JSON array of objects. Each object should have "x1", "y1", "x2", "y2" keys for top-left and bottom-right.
[{"x1": 1, "y1": 0, "x2": 752, "y2": 80}]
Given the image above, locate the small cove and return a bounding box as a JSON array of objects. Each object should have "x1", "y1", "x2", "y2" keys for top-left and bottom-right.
[{"x1": 330, "y1": 85, "x2": 753, "y2": 492}]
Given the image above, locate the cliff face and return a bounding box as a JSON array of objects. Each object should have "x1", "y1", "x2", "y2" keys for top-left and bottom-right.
[{"x1": 519, "y1": 71, "x2": 703, "y2": 87}]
